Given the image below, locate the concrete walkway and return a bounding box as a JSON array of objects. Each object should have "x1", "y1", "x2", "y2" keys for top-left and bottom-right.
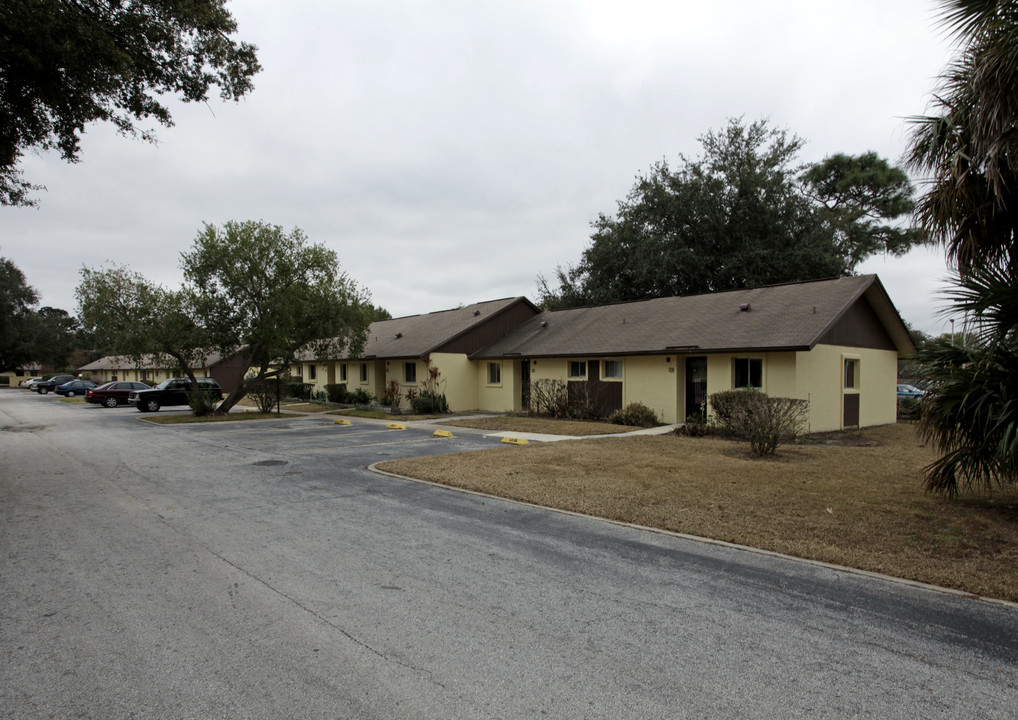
[
  {"x1": 370, "y1": 413, "x2": 682, "y2": 443},
  {"x1": 258, "y1": 404, "x2": 681, "y2": 443}
]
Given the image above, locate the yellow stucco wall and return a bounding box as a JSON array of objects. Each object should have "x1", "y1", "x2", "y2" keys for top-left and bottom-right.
[
  {"x1": 475, "y1": 358, "x2": 516, "y2": 412},
  {"x1": 794, "y1": 344, "x2": 898, "y2": 433},
  {"x1": 473, "y1": 347, "x2": 897, "y2": 431},
  {"x1": 622, "y1": 356, "x2": 678, "y2": 423},
  {"x1": 417, "y1": 353, "x2": 473, "y2": 412}
]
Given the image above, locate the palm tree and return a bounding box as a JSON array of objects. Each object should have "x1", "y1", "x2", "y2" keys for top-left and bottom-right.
[
  {"x1": 916, "y1": 262, "x2": 1018, "y2": 495},
  {"x1": 907, "y1": 0, "x2": 1018, "y2": 271},
  {"x1": 909, "y1": 1, "x2": 1018, "y2": 494}
]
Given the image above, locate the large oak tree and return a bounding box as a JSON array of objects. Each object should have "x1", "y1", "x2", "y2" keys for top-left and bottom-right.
[
  {"x1": 1, "y1": 0, "x2": 261, "y2": 206},
  {"x1": 539, "y1": 118, "x2": 921, "y2": 309}
]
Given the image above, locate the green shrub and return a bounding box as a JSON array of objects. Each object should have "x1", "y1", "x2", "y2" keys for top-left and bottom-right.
[
  {"x1": 897, "y1": 396, "x2": 920, "y2": 422},
  {"x1": 609, "y1": 402, "x2": 659, "y2": 427},
  {"x1": 348, "y1": 387, "x2": 373, "y2": 405},
  {"x1": 187, "y1": 388, "x2": 219, "y2": 417},
  {"x1": 286, "y1": 381, "x2": 314, "y2": 400},
  {"x1": 325, "y1": 383, "x2": 348, "y2": 404},
  {"x1": 411, "y1": 390, "x2": 449, "y2": 414},
  {"x1": 708, "y1": 389, "x2": 809, "y2": 455},
  {"x1": 676, "y1": 413, "x2": 715, "y2": 437}
]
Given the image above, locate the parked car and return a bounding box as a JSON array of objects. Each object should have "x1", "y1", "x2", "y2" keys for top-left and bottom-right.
[
  {"x1": 897, "y1": 384, "x2": 925, "y2": 399},
  {"x1": 86, "y1": 381, "x2": 152, "y2": 408},
  {"x1": 129, "y1": 377, "x2": 223, "y2": 412},
  {"x1": 19, "y1": 377, "x2": 42, "y2": 387},
  {"x1": 54, "y1": 379, "x2": 98, "y2": 397},
  {"x1": 34, "y1": 375, "x2": 75, "y2": 394}
]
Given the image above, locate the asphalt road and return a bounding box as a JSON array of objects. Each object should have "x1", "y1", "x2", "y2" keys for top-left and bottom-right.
[{"x1": 1, "y1": 390, "x2": 1016, "y2": 719}]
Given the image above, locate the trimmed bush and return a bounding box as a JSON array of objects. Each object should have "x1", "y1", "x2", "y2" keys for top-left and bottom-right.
[
  {"x1": 709, "y1": 389, "x2": 809, "y2": 455},
  {"x1": 325, "y1": 383, "x2": 348, "y2": 404},
  {"x1": 348, "y1": 387, "x2": 373, "y2": 405},
  {"x1": 676, "y1": 413, "x2": 715, "y2": 437},
  {"x1": 707, "y1": 389, "x2": 746, "y2": 435},
  {"x1": 609, "y1": 402, "x2": 659, "y2": 427},
  {"x1": 286, "y1": 381, "x2": 315, "y2": 400},
  {"x1": 187, "y1": 388, "x2": 219, "y2": 417},
  {"x1": 411, "y1": 390, "x2": 448, "y2": 414}
]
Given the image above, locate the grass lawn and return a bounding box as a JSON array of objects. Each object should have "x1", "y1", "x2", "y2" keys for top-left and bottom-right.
[
  {"x1": 377, "y1": 423, "x2": 1018, "y2": 603},
  {"x1": 142, "y1": 411, "x2": 284, "y2": 424}
]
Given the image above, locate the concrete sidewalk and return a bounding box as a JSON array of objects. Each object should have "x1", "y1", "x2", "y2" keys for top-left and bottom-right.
[{"x1": 390, "y1": 414, "x2": 682, "y2": 443}]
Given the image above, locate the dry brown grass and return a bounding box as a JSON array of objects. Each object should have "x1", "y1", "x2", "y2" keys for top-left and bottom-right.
[
  {"x1": 441, "y1": 415, "x2": 631, "y2": 436},
  {"x1": 378, "y1": 424, "x2": 1018, "y2": 603}
]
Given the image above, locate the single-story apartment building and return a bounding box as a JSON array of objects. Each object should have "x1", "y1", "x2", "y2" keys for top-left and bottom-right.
[
  {"x1": 300, "y1": 274, "x2": 913, "y2": 433},
  {"x1": 296, "y1": 296, "x2": 542, "y2": 410},
  {"x1": 0, "y1": 364, "x2": 45, "y2": 387},
  {"x1": 79, "y1": 351, "x2": 248, "y2": 390},
  {"x1": 472, "y1": 274, "x2": 914, "y2": 432}
]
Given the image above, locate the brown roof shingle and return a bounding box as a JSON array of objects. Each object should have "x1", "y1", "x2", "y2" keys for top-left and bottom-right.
[
  {"x1": 308, "y1": 297, "x2": 536, "y2": 360},
  {"x1": 473, "y1": 275, "x2": 914, "y2": 358}
]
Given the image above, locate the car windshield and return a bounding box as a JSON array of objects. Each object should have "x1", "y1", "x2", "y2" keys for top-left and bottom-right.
[{"x1": 153, "y1": 379, "x2": 175, "y2": 390}]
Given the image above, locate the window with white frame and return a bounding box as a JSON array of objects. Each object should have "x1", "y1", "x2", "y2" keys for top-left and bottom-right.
[
  {"x1": 568, "y1": 360, "x2": 587, "y2": 378},
  {"x1": 360, "y1": 363, "x2": 368, "y2": 383},
  {"x1": 603, "y1": 359, "x2": 623, "y2": 379},
  {"x1": 488, "y1": 362, "x2": 502, "y2": 385},
  {"x1": 844, "y1": 358, "x2": 859, "y2": 389},
  {"x1": 405, "y1": 362, "x2": 417, "y2": 383},
  {"x1": 733, "y1": 357, "x2": 762, "y2": 389},
  {"x1": 340, "y1": 364, "x2": 347, "y2": 382},
  {"x1": 308, "y1": 364, "x2": 317, "y2": 381}
]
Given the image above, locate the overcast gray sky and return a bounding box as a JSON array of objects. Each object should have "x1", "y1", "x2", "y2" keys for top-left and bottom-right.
[{"x1": 2, "y1": 0, "x2": 957, "y2": 334}]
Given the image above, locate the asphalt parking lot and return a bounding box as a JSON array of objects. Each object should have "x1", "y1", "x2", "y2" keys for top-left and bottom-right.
[{"x1": 3, "y1": 389, "x2": 1017, "y2": 719}]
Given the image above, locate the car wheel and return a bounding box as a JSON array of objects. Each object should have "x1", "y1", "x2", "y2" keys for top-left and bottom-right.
[
  {"x1": 104, "y1": 396, "x2": 119, "y2": 408},
  {"x1": 144, "y1": 399, "x2": 161, "y2": 412},
  {"x1": 39, "y1": 387, "x2": 49, "y2": 394},
  {"x1": 67, "y1": 391, "x2": 75, "y2": 397}
]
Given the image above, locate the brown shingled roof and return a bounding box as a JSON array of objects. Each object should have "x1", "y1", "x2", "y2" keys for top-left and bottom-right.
[
  {"x1": 309, "y1": 297, "x2": 537, "y2": 361},
  {"x1": 78, "y1": 351, "x2": 233, "y2": 371},
  {"x1": 473, "y1": 275, "x2": 914, "y2": 359}
]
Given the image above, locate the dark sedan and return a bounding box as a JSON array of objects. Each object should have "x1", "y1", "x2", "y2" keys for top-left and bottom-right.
[
  {"x1": 54, "y1": 379, "x2": 98, "y2": 398},
  {"x1": 129, "y1": 377, "x2": 223, "y2": 412},
  {"x1": 34, "y1": 375, "x2": 75, "y2": 394},
  {"x1": 86, "y1": 381, "x2": 152, "y2": 408}
]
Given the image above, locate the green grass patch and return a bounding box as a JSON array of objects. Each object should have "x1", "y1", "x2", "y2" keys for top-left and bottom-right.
[{"x1": 141, "y1": 411, "x2": 282, "y2": 424}]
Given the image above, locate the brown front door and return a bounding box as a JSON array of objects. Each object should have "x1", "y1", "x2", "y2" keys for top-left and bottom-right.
[{"x1": 843, "y1": 393, "x2": 860, "y2": 428}]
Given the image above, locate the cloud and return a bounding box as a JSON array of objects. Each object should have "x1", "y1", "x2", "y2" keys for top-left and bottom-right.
[{"x1": 1, "y1": 0, "x2": 954, "y2": 334}]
